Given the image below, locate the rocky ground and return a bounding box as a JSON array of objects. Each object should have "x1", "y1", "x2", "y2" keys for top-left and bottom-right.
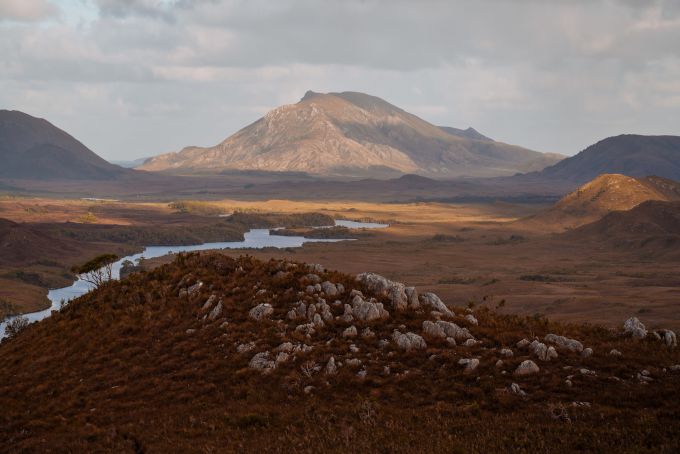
[{"x1": 1, "y1": 252, "x2": 679, "y2": 452}]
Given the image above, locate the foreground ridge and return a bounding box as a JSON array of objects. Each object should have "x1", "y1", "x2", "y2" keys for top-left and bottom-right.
[{"x1": 1, "y1": 252, "x2": 679, "y2": 451}]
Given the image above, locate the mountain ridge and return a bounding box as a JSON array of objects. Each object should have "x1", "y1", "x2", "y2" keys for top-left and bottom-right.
[{"x1": 139, "y1": 91, "x2": 563, "y2": 178}]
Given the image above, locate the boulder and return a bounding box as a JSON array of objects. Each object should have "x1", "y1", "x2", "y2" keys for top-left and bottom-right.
[
  {"x1": 422, "y1": 320, "x2": 446, "y2": 339},
  {"x1": 509, "y1": 383, "x2": 526, "y2": 397},
  {"x1": 405, "y1": 286, "x2": 420, "y2": 309},
  {"x1": 249, "y1": 303, "x2": 274, "y2": 321},
  {"x1": 581, "y1": 348, "x2": 593, "y2": 358},
  {"x1": 655, "y1": 329, "x2": 677, "y2": 348},
  {"x1": 351, "y1": 295, "x2": 389, "y2": 322},
  {"x1": 458, "y1": 358, "x2": 480, "y2": 372},
  {"x1": 208, "y1": 300, "x2": 224, "y2": 321},
  {"x1": 609, "y1": 349, "x2": 622, "y2": 357},
  {"x1": 356, "y1": 272, "x2": 408, "y2": 312},
  {"x1": 325, "y1": 356, "x2": 338, "y2": 375},
  {"x1": 419, "y1": 292, "x2": 453, "y2": 316},
  {"x1": 436, "y1": 320, "x2": 473, "y2": 342},
  {"x1": 544, "y1": 333, "x2": 584, "y2": 353},
  {"x1": 343, "y1": 325, "x2": 358, "y2": 338},
  {"x1": 392, "y1": 330, "x2": 427, "y2": 351},
  {"x1": 249, "y1": 352, "x2": 276, "y2": 371},
  {"x1": 530, "y1": 340, "x2": 558, "y2": 361},
  {"x1": 236, "y1": 342, "x2": 256, "y2": 354},
  {"x1": 514, "y1": 360, "x2": 540, "y2": 376},
  {"x1": 321, "y1": 281, "x2": 338, "y2": 296},
  {"x1": 202, "y1": 295, "x2": 217, "y2": 311},
  {"x1": 500, "y1": 348, "x2": 514, "y2": 357},
  {"x1": 516, "y1": 339, "x2": 530, "y2": 349},
  {"x1": 464, "y1": 314, "x2": 479, "y2": 326},
  {"x1": 623, "y1": 317, "x2": 647, "y2": 339}
]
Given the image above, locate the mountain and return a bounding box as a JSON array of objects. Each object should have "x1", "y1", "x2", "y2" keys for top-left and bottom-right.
[
  {"x1": 439, "y1": 126, "x2": 493, "y2": 141},
  {"x1": 0, "y1": 110, "x2": 126, "y2": 180},
  {"x1": 519, "y1": 174, "x2": 680, "y2": 231},
  {"x1": 525, "y1": 135, "x2": 680, "y2": 185},
  {"x1": 110, "y1": 157, "x2": 150, "y2": 168},
  {"x1": 140, "y1": 91, "x2": 562, "y2": 178}
]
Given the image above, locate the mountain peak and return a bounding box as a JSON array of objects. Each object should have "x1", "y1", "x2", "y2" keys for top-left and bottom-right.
[{"x1": 140, "y1": 91, "x2": 560, "y2": 178}]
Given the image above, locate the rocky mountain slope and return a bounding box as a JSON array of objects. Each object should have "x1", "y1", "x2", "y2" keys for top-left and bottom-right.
[
  {"x1": 0, "y1": 110, "x2": 128, "y2": 180},
  {"x1": 140, "y1": 91, "x2": 562, "y2": 178},
  {"x1": 519, "y1": 174, "x2": 680, "y2": 231},
  {"x1": 522, "y1": 134, "x2": 680, "y2": 185},
  {"x1": 1, "y1": 253, "x2": 678, "y2": 451}
]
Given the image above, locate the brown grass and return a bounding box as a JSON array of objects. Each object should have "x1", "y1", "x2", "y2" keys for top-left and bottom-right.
[{"x1": 1, "y1": 253, "x2": 678, "y2": 452}]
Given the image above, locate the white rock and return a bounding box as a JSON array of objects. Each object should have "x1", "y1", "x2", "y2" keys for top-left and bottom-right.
[
  {"x1": 458, "y1": 358, "x2": 480, "y2": 372},
  {"x1": 356, "y1": 272, "x2": 409, "y2": 312},
  {"x1": 514, "y1": 360, "x2": 540, "y2": 376},
  {"x1": 446, "y1": 337, "x2": 457, "y2": 347},
  {"x1": 419, "y1": 292, "x2": 453, "y2": 316},
  {"x1": 345, "y1": 358, "x2": 362, "y2": 367},
  {"x1": 516, "y1": 339, "x2": 530, "y2": 349},
  {"x1": 530, "y1": 340, "x2": 558, "y2": 361},
  {"x1": 609, "y1": 349, "x2": 622, "y2": 357},
  {"x1": 321, "y1": 281, "x2": 338, "y2": 296},
  {"x1": 351, "y1": 295, "x2": 389, "y2": 322},
  {"x1": 623, "y1": 317, "x2": 647, "y2": 339},
  {"x1": 325, "y1": 356, "x2": 338, "y2": 375},
  {"x1": 392, "y1": 330, "x2": 427, "y2": 351},
  {"x1": 500, "y1": 348, "x2": 514, "y2": 357},
  {"x1": 343, "y1": 325, "x2": 358, "y2": 338},
  {"x1": 349, "y1": 344, "x2": 360, "y2": 353},
  {"x1": 249, "y1": 303, "x2": 274, "y2": 321},
  {"x1": 495, "y1": 359, "x2": 504, "y2": 368},
  {"x1": 544, "y1": 333, "x2": 584, "y2": 353},
  {"x1": 581, "y1": 347, "x2": 593, "y2": 358},
  {"x1": 436, "y1": 320, "x2": 473, "y2": 341},
  {"x1": 208, "y1": 300, "x2": 224, "y2": 321},
  {"x1": 656, "y1": 329, "x2": 677, "y2": 348},
  {"x1": 405, "y1": 286, "x2": 420, "y2": 309},
  {"x1": 465, "y1": 314, "x2": 478, "y2": 326},
  {"x1": 422, "y1": 320, "x2": 447, "y2": 339},
  {"x1": 249, "y1": 352, "x2": 276, "y2": 371},
  {"x1": 462, "y1": 339, "x2": 479, "y2": 347},
  {"x1": 509, "y1": 383, "x2": 526, "y2": 396},
  {"x1": 236, "y1": 342, "x2": 256, "y2": 354}
]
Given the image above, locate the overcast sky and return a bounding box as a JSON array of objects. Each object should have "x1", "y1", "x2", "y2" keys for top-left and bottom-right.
[{"x1": 1, "y1": 0, "x2": 679, "y2": 160}]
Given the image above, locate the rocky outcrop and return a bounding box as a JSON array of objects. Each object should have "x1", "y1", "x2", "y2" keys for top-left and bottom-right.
[
  {"x1": 624, "y1": 317, "x2": 647, "y2": 339},
  {"x1": 544, "y1": 334, "x2": 584, "y2": 353},
  {"x1": 422, "y1": 320, "x2": 446, "y2": 339},
  {"x1": 249, "y1": 303, "x2": 274, "y2": 321},
  {"x1": 514, "y1": 360, "x2": 540, "y2": 376},
  {"x1": 418, "y1": 292, "x2": 452, "y2": 316},
  {"x1": 356, "y1": 272, "x2": 408, "y2": 311},
  {"x1": 350, "y1": 294, "x2": 390, "y2": 322},
  {"x1": 392, "y1": 330, "x2": 427, "y2": 351}
]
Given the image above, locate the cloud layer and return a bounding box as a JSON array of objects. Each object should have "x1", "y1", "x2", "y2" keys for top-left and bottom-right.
[{"x1": 1, "y1": 0, "x2": 679, "y2": 160}]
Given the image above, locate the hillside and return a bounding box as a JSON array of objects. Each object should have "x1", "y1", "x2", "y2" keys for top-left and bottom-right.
[
  {"x1": 140, "y1": 91, "x2": 562, "y2": 178},
  {"x1": 566, "y1": 200, "x2": 680, "y2": 256},
  {"x1": 1, "y1": 253, "x2": 678, "y2": 451},
  {"x1": 524, "y1": 135, "x2": 680, "y2": 185},
  {"x1": 0, "y1": 110, "x2": 126, "y2": 180},
  {"x1": 519, "y1": 174, "x2": 680, "y2": 231}
]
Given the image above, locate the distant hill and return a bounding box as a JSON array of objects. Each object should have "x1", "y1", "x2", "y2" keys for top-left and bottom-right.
[
  {"x1": 524, "y1": 135, "x2": 680, "y2": 184},
  {"x1": 565, "y1": 200, "x2": 680, "y2": 256},
  {"x1": 140, "y1": 91, "x2": 562, "y2": 178},
  {"x1": 0, "y1": 110, "x2": 126, "y2": 180},
  {"x1": 0, "y1": 218, "x2": 75, "y2": 266},
  {"x1": 110, "y1": 157, "x2": 150, "y2": 169},
  {"x1": 519, "y1": 174, "x2": 680, "y2": 231}
]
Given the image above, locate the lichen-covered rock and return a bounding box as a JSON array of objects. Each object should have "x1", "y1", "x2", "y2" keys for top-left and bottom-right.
[
  {"x1": 422, "y1": 320, "x2": 446, "y2": 339},
  {"x1": 249, "y1": 351, "x2": 276, "y2": 371},
  {"x1": 392, "y1": 330, "x2": 427, "y2": 351},
  {"x1": 405, "y1": 286, "x2": 420, "y2": 309},
  {"x1": 514, "y1": 360, "x2": 540, "y2": 376},
  {"x1": 351, "y1": 295, "x2": 389, "y2": 322},
  {"x1": 530, "y1": 340, "x2": 558, "y2": 361},
  {"x1": 623, "y1": 317, "x2": 647, "y2": 339},
  {"x1": 418, "y1": 292, "x2": 453, "y2": 316},
  {"x1": 458, "y1": 358, "x2": 479, "y2": 372},
  {"x1": 436, "y1": 320, "x2": 473, "y2": 341},
  {"x1": 321, "y1": 281, "x2": 338, "y2": 296},
  {"x1": 249, "y1": 303, "x2": 273, "y2": 321},
  {"x1": 356, "y1": 272, "x2": 408, "y2": 312},
  {"x1": 655, "y1": 329, "x2": 677, "y2": 348},
  {"x1": 325, "y1": 356, "x2": 338, "y2": 375},
  {"x1": 208, "y1": 300, "x2": 223, "y2": 321},
  {"x1": 544, "y1": 333, "x2": 584, "y2": 353},
  {"x1": 343, "y1": 325, "x2": 358, "y2": 338},
  {"x1": 465, "y1": 314, "x2": 478, "y2": 326}
]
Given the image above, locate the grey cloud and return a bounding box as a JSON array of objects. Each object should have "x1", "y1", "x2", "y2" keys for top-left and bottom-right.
[{"x1": 0, "y1": 0, "x2": 59, "y2": 22}]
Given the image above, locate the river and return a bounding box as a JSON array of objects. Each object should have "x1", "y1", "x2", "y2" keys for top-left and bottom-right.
[{"x1": 0, "y1": 220, "x2": 387, "y2": 339}]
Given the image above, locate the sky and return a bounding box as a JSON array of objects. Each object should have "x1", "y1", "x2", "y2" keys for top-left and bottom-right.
[{"x1": 1, "y1": 0, "x2": 679, "y2": 161}]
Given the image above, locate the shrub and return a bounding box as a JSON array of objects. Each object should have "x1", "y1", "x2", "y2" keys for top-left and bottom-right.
[{"x1": 5, "y1": 315, "x2": 29, "y2": 338}]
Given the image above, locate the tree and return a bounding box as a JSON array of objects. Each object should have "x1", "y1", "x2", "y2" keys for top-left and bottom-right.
[
  {"x1": 71, "y1": 253, "x2": 119, "y2": 289},
  {"x1": 5, "y1": 315, "x2": 29, "y2": 338}
]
